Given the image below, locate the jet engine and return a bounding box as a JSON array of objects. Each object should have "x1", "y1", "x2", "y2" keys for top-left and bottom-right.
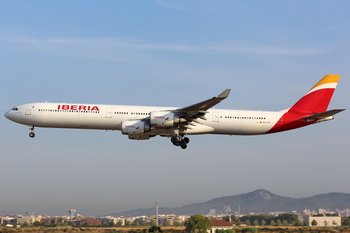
[
  {"x1": 121, "y1": 120, "x2": 150, "y2": 135},
  {"x1": 128, "y1": 134, "x2": 151, "y2": 140},
  {"x1": 150, "y1": 111, "x2": 179, "y2": 127}
]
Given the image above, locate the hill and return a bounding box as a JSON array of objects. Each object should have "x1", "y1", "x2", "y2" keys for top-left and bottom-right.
[{"x1": 108, "y1": 189, "x2": 350, "y2": 217}]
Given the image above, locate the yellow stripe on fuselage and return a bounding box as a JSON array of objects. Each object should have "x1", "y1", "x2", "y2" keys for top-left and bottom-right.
[{"x1": 309, "y1": 74, "x2": 340, "y2": 91}]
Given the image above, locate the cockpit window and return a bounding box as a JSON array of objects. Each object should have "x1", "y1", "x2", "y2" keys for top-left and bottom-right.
[{"x1": 11, "y1": 107, "x2": 18, "y2": 111}]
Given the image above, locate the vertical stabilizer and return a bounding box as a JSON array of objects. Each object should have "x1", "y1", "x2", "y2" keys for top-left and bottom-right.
[{"x1": 287, "y1": 75, "x2": 340, "y2": 114}]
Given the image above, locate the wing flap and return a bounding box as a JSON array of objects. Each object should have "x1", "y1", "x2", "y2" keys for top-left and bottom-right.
[{"x1": 173, "y1": 89, "x2": 230, "y2": 130}]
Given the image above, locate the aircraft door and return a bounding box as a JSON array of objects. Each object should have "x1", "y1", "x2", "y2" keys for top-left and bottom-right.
[
  {"x1": 212, "y1": 112, "x2": 219, "y2": 122},
  {"x1": 25, "y1": 105, "x2": 32, "y2": 115},
  {"x1": 106, "y1": 108, "x2": 112, "y2": 118}
]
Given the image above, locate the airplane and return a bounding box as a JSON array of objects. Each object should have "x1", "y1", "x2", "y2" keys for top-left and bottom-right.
[{"x1": 4, "y1": 74, "x2": 345, "y2": 149}]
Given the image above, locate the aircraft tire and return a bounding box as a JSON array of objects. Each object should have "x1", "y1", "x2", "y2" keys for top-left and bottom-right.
[
  {"x1": 171, "y1": 137, "x2": 178, "y2": 144},
  {"x1": 29, "y1": 132, "x2": 35, "y2": 138},
  {"x1": 184, "y1": 137, "x2": 190, "y2": 144},
  {"x1": 180, "y1": 140, "x2": 187, "y2": 149}
]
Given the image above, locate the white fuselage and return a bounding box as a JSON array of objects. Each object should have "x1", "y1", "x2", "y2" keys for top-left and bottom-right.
[
  {"x1": 5, "y1": 102, "x2": 280, "y2": 136},
  {"x1": 4, "y1": 75, "x2": 343, "y2": 149}
]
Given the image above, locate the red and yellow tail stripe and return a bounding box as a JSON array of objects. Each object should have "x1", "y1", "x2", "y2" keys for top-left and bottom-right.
[
  {"x1": 267, "y1": 75, "x2": 341, "y2": 134},
  {"x1": 306, "y1": 74, "x2": 340, "y2": 95},
  {"x1": 287, "y1": 74, "x2": 340, "y2": 114}
]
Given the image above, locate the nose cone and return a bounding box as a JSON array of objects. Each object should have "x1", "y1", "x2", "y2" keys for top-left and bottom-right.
[
  {"x1": 4, "y1": 111, "x2": 11, "y2": 120},
  {"x1": 4, "y1": 107, "x2": 25, "y2": 124},
  {"x1": 4, "y1": 109, "x2": 16, "y2": 122}
]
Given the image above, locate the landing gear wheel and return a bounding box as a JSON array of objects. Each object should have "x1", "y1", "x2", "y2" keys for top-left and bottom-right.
[
  {"x1": 171, "y1": 137, "x2": 180, "y2": 146},
  {"x1": 183, "y1": 137, "x2": 190, "y2": 144},
  {"x1": 170, "y1": 135, "x2": 189, "y2": 149},
  {"x1": 28, "y1": 126, "x2": 35, "y2": 138},
  {"x1": 171, "y1": 137, "x2": 178, "y2": 144},
  {"x1": 180, "y1": 140, "x2": 187, "y2": 149}
]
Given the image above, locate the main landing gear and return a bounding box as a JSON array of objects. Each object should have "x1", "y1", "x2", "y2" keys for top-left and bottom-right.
[
  {"x1": 171, "y1": 135, "x2": 190, "y2": 149},
  {"x1": 28, "y1": 126, "x2": 35, "y2": 138}
]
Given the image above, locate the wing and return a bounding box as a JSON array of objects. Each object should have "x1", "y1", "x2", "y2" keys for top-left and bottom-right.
[{"x1": 174, "y1": 89, "x2": 231, "y2": 127}]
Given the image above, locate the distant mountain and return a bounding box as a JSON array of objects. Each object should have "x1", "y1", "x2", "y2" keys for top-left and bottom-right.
[{"x1": 108, "y1": 189, "x2": 350, "y2": 217}]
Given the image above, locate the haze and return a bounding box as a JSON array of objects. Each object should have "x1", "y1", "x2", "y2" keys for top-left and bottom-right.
[{"x1": 1, "y1": 0, "x2": 349, "y2": 217}]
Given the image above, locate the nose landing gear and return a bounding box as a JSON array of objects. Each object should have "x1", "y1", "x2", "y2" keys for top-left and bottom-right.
[
  {"x1": 171, "y1": 135, "x2": 190, "y2": 149},
  {"x1": 28, "y1": 126, "x2": 35, "y2": 138}
]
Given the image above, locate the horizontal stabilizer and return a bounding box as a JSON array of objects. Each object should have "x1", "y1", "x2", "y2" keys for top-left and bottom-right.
[{"x1": 303, "y1": 109, "x2": 346, "y2": 121}]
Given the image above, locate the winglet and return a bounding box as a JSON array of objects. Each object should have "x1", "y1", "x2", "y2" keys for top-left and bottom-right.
[{"x1": 217, "y1": 89, "x2": 231, "y2": 99}]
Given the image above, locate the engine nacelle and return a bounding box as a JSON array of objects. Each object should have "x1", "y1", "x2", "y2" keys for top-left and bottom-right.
[
  {"x1": 121, "y1": 120, "x2": 150, "y2": 135},
  {"x1": 128, "y1": 134, "x2": 151, "y2": 140},
  {"x1": 150, "y1": 111, "x2": 179, "y2": 127}
]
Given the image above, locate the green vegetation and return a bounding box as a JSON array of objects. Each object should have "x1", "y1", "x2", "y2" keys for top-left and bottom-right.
[
  {"x1": 2, "y1": 225, "x2": 350, "y2": 233},
  {"x1": 236, "y1": 213, "x2": 302, "y2": 226},
  {"x1": 241, "y1": 227, "x2": 258, "y2": 233},
  {"x1": 184, "y1": 215, "x2": 211, "y2": 233},
  {"x1": 313, "y1": 213, "x2": 339, "y2": 216},
  {"x1": 216, "y1": 229, "x2": 235, "y2": 233},
  {"x1": 148, "y1": 226, "x2": 162, "y2": 233},
  {"x1": 342, "y1": 216, "x2": 350, "y2": 226},
  {"x1": 3, "y1": 213, "x2": 350, "y2": 233}
]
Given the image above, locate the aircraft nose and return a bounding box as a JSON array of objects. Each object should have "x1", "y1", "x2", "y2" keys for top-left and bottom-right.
[
  {"x1": 4, "y1": 111, "x2": 11, "y2": 120},
  {"x1": 4, "y1": 111, "x2": 10, "y2": 119},
  {"x1": 4, "y1": 109, "x2": 15, "y2": 121}
]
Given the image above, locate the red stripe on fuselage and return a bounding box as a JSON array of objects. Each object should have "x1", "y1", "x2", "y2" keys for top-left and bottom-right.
[
  {"x1": 266, "y1": 112, "x2": 315, "y2": 134},
  {"x1": 266, "y1": 88, "x2": 335, "y2": 134}
]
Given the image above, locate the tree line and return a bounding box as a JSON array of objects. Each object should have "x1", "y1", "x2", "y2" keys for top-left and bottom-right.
[
  {"x1": 3, "y1": 219, "x2": 183, "y2": 228},
  {"x1": 5, "y1": 213, "x2": 350, "y2": 228},
  {"x1": 221, "y1": 213, "x2": 350, "y2": 226},
  {"x1": 228, "y1": 213, "x2": 302, "y2": 226}
]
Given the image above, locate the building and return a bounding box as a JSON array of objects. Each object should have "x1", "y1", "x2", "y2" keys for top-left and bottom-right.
[
  {"x1": 208, "y1": 219, "x2": 232, "y2": 233},
  {"x1": 81, "y1": 217, "x2": 101, "y2": 226},
  {"x1": 303, "y1": 216, "x2": 341, "y2": 227},
  {"x1": 15, "y1": 215, "x2": 27, "y2": 225},
  {"x1": 40, "y1": 217, "x2": 59, "y2": 225},
  {"x1": 114, "y1": 217, "x2": 126, "y2": 226}
]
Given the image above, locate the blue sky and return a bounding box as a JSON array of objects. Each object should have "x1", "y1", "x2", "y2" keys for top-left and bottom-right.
[{"x1": 1, "y1": 0, "x2": 349, "y2": 217}]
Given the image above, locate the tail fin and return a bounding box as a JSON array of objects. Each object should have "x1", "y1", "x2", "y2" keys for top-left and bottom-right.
[{"x1": 287, "y1": 75, "x2": 341, "y2": 114}]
